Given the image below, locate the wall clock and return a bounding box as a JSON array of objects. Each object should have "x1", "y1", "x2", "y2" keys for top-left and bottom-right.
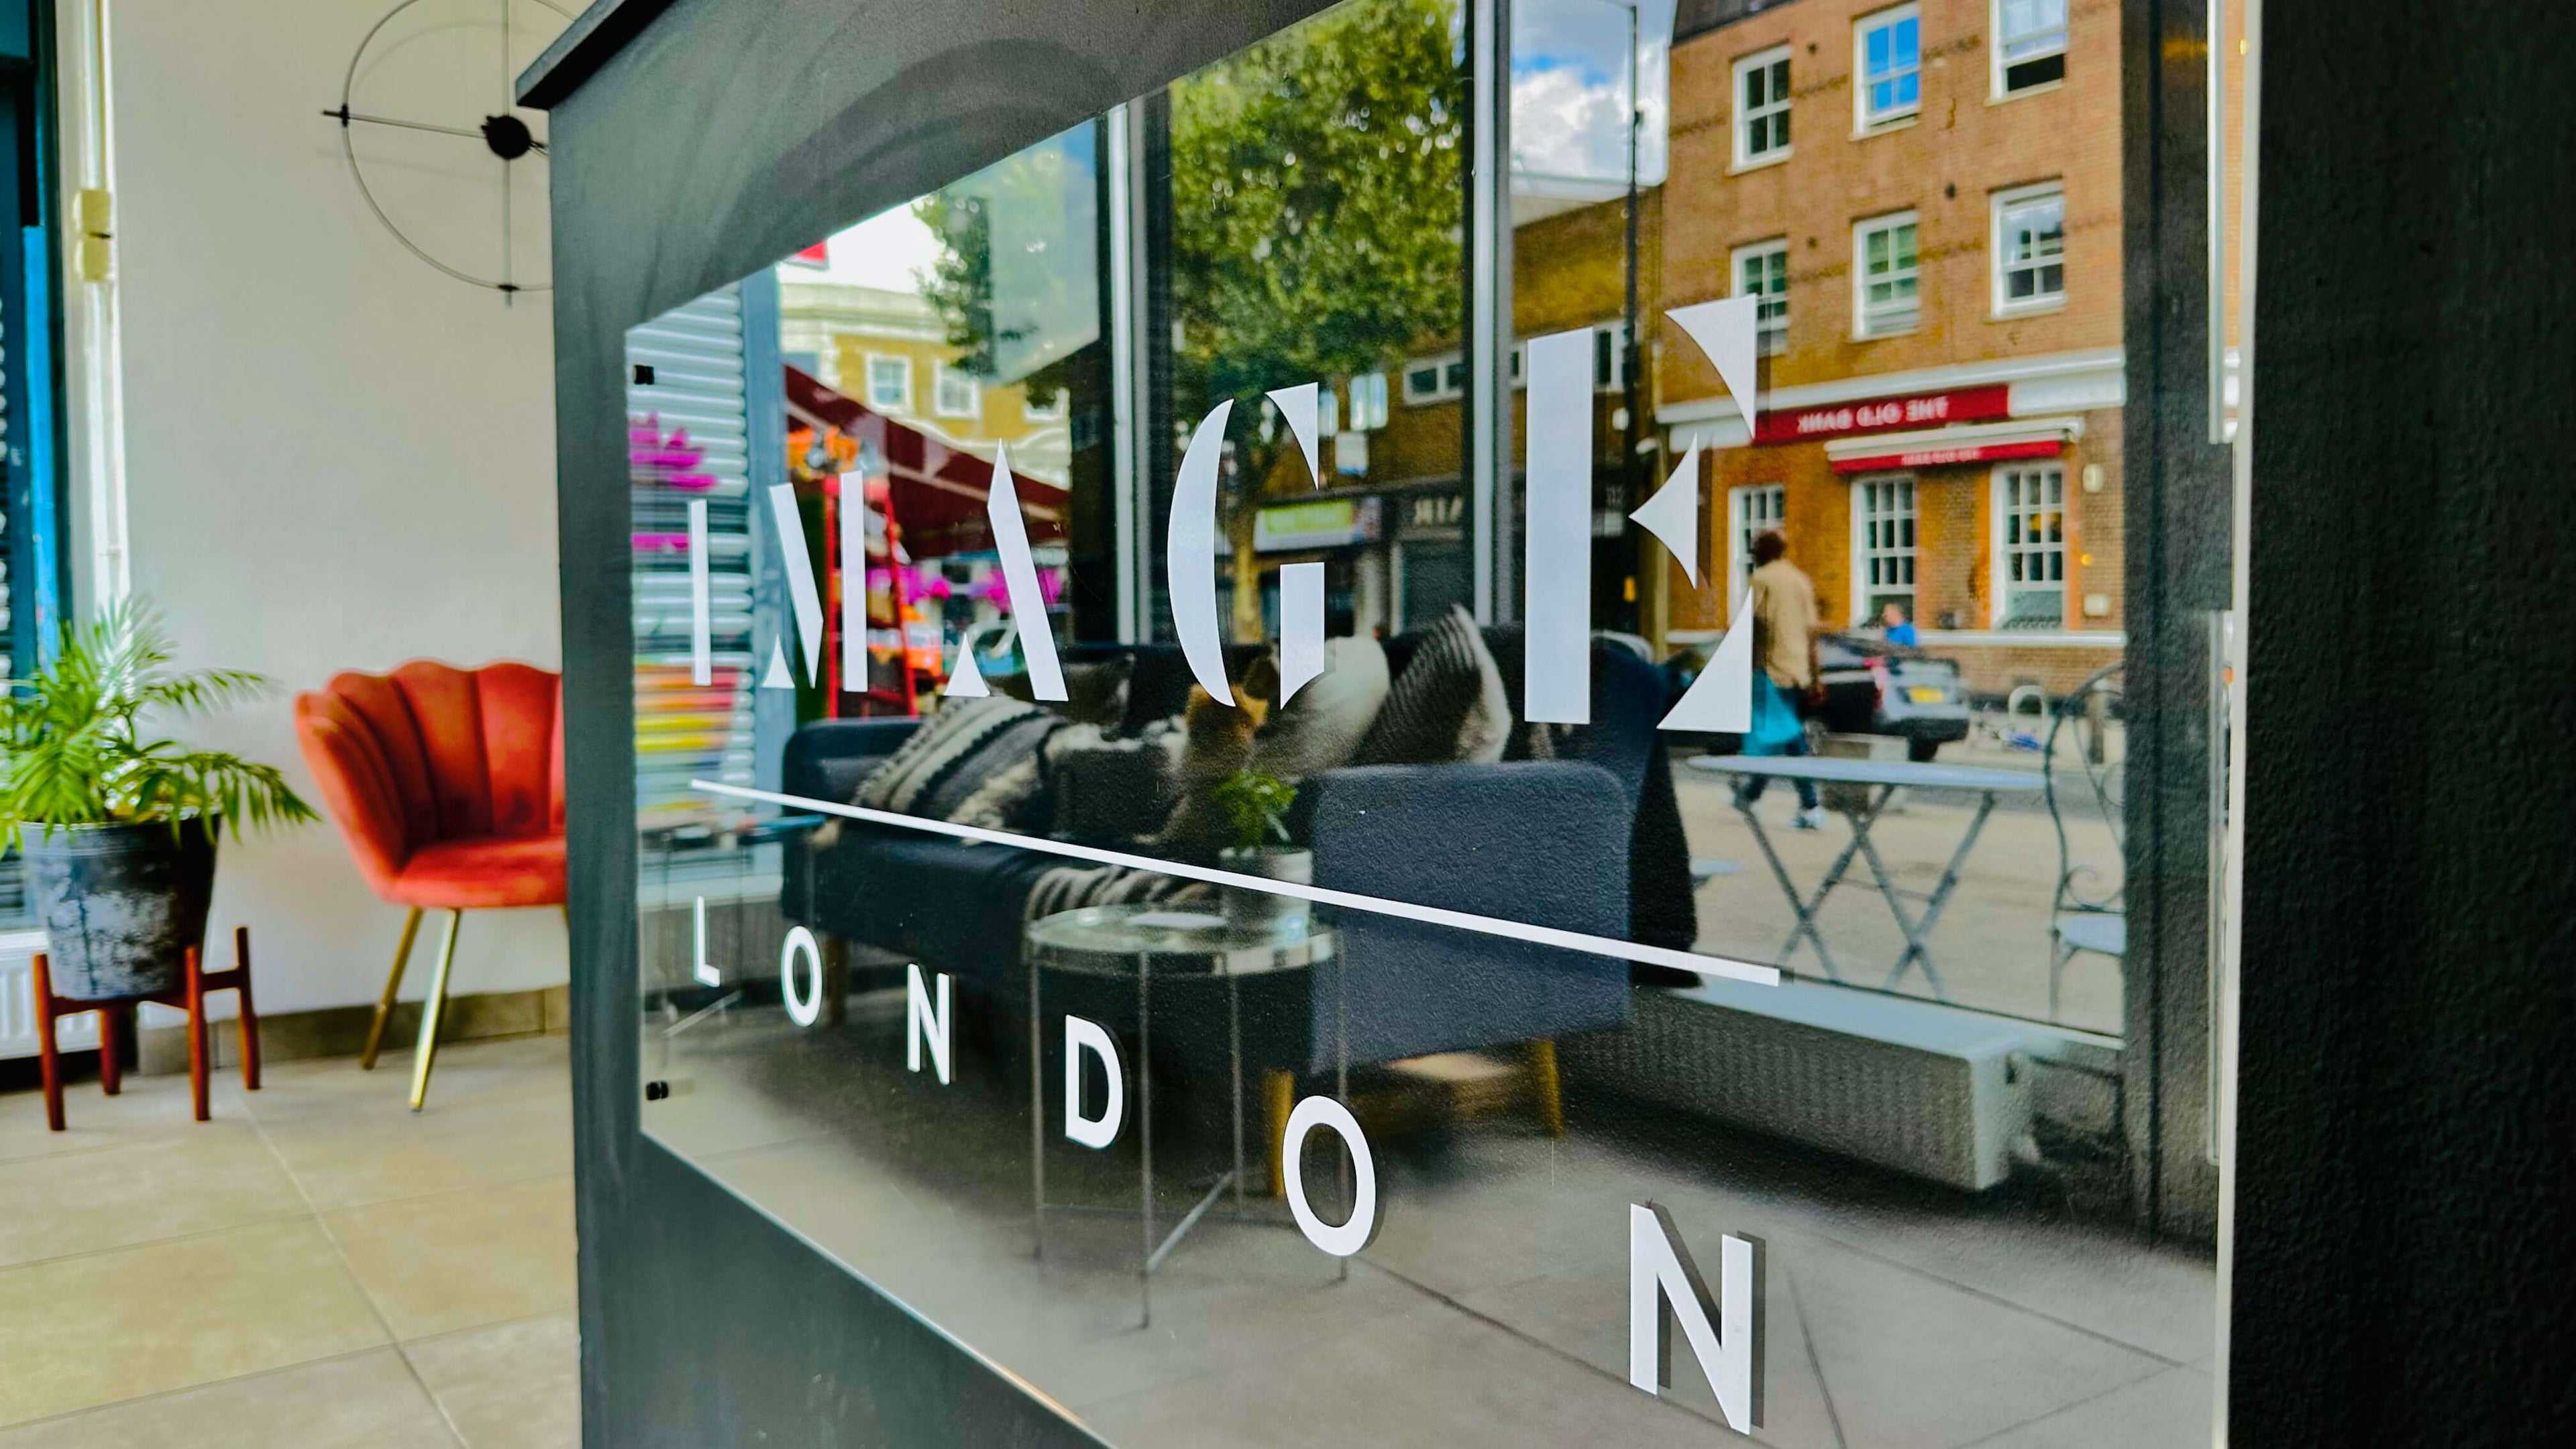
[{"x1": 323, "y1": 0, "x2": 576, "y2": 299}]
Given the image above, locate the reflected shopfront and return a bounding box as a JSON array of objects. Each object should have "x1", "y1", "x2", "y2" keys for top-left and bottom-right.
[{"x1": 566, "y1": 0, "x2": 2264, "y2": 1442}]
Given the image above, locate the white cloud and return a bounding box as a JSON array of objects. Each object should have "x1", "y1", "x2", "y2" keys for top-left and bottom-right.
[
  {"x1": 1511, "y1": 0, "x2": 1672, "y2": 188},
  {"x1": 793, "y1": 204, "x2": 944, "y2": 294}
]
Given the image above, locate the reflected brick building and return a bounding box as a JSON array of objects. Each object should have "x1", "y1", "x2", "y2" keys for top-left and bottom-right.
[{"x1": 1656, "y1": 0, "x2": 2123, "y2": 694}]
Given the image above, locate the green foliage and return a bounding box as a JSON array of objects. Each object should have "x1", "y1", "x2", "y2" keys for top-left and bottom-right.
[
  {"x1": 1212, "y1": 769, "x2": 1299, "y2": 855},
  {"x1": 1170, "y1": 0, "x2": 1466, "y2": 417},
  {"x1": 1, "y1": 600, "x2": 318, "y2": 849}
]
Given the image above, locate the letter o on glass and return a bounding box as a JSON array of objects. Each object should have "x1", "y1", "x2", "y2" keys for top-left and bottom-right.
[
  {"x1": 780, "y1": 926, "x2": 823, "y2": 1026},
  {"x1": 1281, "y1": 1095, "x2": 1378, "y2": 1258}
]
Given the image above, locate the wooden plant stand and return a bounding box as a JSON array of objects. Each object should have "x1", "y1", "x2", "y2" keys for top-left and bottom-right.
[{"x1": 31, "y1": 925, "x2": 262, "y2": 1130}]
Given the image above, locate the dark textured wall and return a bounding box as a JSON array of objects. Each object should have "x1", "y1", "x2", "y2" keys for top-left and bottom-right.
[
  {"x1": 2231, "y1": 0, "x2": 2576, "y2": 1442},
  {"x1": 531, "y1": 3, "x2": 1331, "y2": 1444}
]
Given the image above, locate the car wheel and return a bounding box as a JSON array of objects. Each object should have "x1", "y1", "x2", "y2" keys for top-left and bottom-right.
[{"x1": 1907, "y1": 738, "x2": 1939, "y2": 763}]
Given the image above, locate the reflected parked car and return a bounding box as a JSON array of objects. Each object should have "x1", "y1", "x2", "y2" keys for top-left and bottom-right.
[{"x1": 1662, "y1": 631, "x2": 1972, "y2": 762}]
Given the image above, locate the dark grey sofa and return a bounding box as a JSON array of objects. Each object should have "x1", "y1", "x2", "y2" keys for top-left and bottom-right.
[{"x1": 779, "y1": 628, "x2": 1692, "y2": 1079}]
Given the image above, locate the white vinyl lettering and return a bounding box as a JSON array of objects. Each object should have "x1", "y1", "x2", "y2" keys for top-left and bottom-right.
[
  {"x1": 1167, "y1": 401, "x2": 1236, "y2": 705},
  {"x1": 1281, "y1": 1096, "x2": 1379, "y2": 1257},
  {"x1": 1659, "y1": 587, "x2": 1757, "y2": 734},
  {"x1": 779, "y1": 926, "x2": 822, "y2": 1027},
  {"x1": 1062, "y1": 1016, "x2": 1124, "y2": 1148},
  {"x1": 956, "y1": 445, "x2": 1066, "y2": 702},
  {"x1": 690, "y1": 896, "x2": 720, "y2": 986},
  {"x1": 1627, "y1": 1201, "x2": 1763, "y2": 1433},
  {"x1": 765, "y1": 482, "x2": 826, "y2": 684},
  {"x1": 905, "y1": 963, "x2": 952, "y2": 1085},
  {"x1": 1523, "y1": 327, "x2": 1594, "y2": 724},
  {"x1": 687, "y1": 498, "x2": 713, "y2": 686},
  {"x1": 839, "y1": 468, "x2": 867, "y2": 694}
]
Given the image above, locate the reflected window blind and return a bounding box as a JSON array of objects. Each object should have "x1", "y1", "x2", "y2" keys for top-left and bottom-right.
[{"x1": 629, "y1": 285, "x2": 757, "y2": 828}]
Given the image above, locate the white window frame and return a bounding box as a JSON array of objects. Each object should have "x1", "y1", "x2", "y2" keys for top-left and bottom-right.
[
  {"x1": 1731, "y1": 238, "x2": 1790, "y2": 356},
  {"x1": 1348, "y1": 370, "x2": 1391, "y2": 429},
  {"x1": 1316, "y1": 385, "x2": 1341, "y2": 437},
  {"x1": 1992, "y1": 462, "x2": 2069, "y2": 626},
  {"x1": 1022, "y1": 386, "x2": 1068, "y2": 422},
  {"x1": 1854, "y1": 4, "x2": 1923, "y2": 131},
  {"x1": 932, "y1": 362, "x2": 980, "y2": 419},
  {"x1": 1402, "y1": 353, "x2": 1462, "y2": 406},
  {"x1": 1992, "y1": 0, "x2": 2069, "y2": 97},
  {"x1": 1733, "y1": 45, "x2": 1792, "y2": 168},
  {"x1": 1853, "y1": 211, "x2": 1921, "y2": 338},
  {"x1": 1847, "y1": 474, "x2": 1918, "y2": 626},
  {"x1": 1727, "y1": 482, "x2": 1786, "y2": 605},
  {"x1": 864, "y1": 354, "x2": 913, "y2": 413},
  {"x1": 1992, "y1": 182, "x2": 2068, "y2": 315}
]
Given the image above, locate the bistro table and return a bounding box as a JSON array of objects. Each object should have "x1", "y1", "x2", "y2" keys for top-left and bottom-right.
[
  {"x1": 1024, "y1": 903, "x2": 1339, "y2": 1328},
  {"x1": 1684, "y1": 755, "x2": 2046, "y2": 999}
]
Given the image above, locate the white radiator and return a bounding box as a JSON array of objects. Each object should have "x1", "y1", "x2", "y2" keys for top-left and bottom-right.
[
  {"x1": 1563, "y1": 979, "x2": 2111, "y2": 1191},
  {"x1": 0, "y1": 930, "x2": 99, "y2": 1062}
]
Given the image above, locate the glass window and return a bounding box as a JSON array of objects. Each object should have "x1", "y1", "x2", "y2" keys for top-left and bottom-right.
[
  {"x1": 1733, "y1": 237, "x2": 1789, "y2": 355},
  {"x1": 1853, "y1": 474, "x2": 1918, "y2": 623},
  {"x1": 1998, "y1": 462, "x2": 2068, "y2": 623},
  {"x1": 1858, "y1": 4, "x2": 1922, "y2": 127},
  {"x1": 1347, "y1": 369, "x2": 1389, "y2": 429},
  {"x1": 1995, "y1": 184, "x2": 2067, "y2": 310},
  {"x1": 1856, "y1": 211, "x2": 1921, "y2": 335},
  {"x1": 1729, "y1": 480, "x2": 1785, "y2": 598},
  {"x1": 1996, "y1": 0, "x2": 2070, "y2": 93},
  {"x1": 1594, "y1": 320, "x2": 1629, "y2": 392},
  {"x1": 865, "y1": 354, "x2": 911, "y2": 411},
  {"x1": 932, "y1": 361, "x2": 980, "y2": 418},
  {"x1": 1735, "y1": 46, "x2": 1791, "y2": 166}
]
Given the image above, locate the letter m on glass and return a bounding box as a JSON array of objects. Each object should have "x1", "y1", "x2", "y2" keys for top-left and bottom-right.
[{"x1": 1629, "y1": 1201, "x2": 1764, "y2": 1432}]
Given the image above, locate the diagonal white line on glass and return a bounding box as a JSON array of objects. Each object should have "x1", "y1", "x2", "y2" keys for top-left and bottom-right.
[{"x1": 689, "y1": 779, "x2": 1780, "y2": 987}]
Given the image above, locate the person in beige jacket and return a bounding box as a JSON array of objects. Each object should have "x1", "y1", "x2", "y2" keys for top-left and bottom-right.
[{"x1": 1737, "y1": 529, "x2": 1826, "y2": 830}]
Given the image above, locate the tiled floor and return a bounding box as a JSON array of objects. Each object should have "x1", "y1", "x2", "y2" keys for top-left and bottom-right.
[{"x1": 0, "y1": 1036, "x2": 578, "y2": 1446}]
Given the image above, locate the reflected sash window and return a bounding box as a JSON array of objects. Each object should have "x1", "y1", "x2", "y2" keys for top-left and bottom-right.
[
  {"x1": 1994, "y1": 184, "x2": 2067, "y2": 311},
  {"x1": 1734, "y1": 46, "x2": 1791, "y2": 166},
  {"x1": 865, "y1": 354, "x2": 912, "y2": 412},
  {"x1": 1857, "y1": 5, "x2": 1922, "y2": 127},
  {"x1": 1733, "y1": 238, "x2": 1790, "y2": 356},
  {"x1": 1854, "y1": 475, "x2": 1918, "y2": 622},
  {"x1": 1995, "y1": 0, "x2": 2069, "y2": 94},
  {"x1": 1996, "y1": 463, "x2": 2068, "y2": 625},
  {"x1": 1855, "y1": 211, "x2": 1921, "y2": 336}
]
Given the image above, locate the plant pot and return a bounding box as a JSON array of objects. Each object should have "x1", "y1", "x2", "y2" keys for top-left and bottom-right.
[
  {"x1": 1216, "y1": 847, "x2": 1312, "y2": 933},
  {"x1": 21, "y1": 818, "x2": 218, "y2": 1001}
]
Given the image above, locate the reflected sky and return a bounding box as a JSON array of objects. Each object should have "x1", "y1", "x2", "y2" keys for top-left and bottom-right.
[{"x1": 1513, "y1": 0, "x2": 1673, "y2": 191}]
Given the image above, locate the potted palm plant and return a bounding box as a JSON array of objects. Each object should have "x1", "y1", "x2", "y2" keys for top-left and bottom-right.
[
  {"x1": 1, "y1": 603, "x2": 316, "y2": 1000},
  {"x1": 1211, "y1": 769, "x2": 1309, "y2": 932}
]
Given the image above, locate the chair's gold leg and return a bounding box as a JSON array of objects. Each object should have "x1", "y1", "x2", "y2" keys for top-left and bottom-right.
[
  {"x1": 407, "y1": 910, "x2": 463, "y2": 1112},
  {"x1": 1527, "y1": 1038, "x2": 1565, "y2": 1138},
  {"x1": 360, "y1": 908, "x2": 425, "y2": 1071},
  {"x1": 1264, "y1": 1069, "x2": 1297, "y2": 1197},
  {"x1": 821, "y1": 934, "x2": 850, "y2": 1027}
]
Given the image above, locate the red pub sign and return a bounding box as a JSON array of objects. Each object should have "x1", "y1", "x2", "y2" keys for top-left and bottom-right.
[{"x1": 1752, "y1": 383, "x2": 2013, "y2": 445}]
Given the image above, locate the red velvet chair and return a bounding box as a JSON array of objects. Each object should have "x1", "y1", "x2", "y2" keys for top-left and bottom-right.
[{"x1": 294, "y1": 661, "x2": 565, "y2": 1110}]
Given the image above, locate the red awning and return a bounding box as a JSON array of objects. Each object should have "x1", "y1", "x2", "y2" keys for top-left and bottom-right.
[{"x1": 782, "y1": 364, "x2": 1067, "y2": 557}]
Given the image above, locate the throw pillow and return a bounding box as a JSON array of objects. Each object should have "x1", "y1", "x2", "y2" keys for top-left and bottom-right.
[
  {"x1": 1247, "y1": 635, "x2": 1391, "y2": 783},
  {"x1": 1155, "y1": 681, "x2": 1266, "y2": 853},
  {"x1": 993, "y1": 656, "x2": 1132, "y2": 729},
  {"x1": 854, "y1": 696, "x2": 1062, "y2": 829},
  {"x1": 1352, "y1": 605, "x2": 1513, "y2": 767}
]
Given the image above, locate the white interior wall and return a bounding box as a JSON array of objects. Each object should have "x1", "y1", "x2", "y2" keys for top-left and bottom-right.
[{"x1": 103, "y1": 1, "x2": 564, "y2": 1014}]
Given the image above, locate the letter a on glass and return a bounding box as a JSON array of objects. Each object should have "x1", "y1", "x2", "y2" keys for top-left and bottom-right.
[
  {"x1": 1629, "y1": 1202, "x2": 1763, "y2": 1433},
  {"x1": 950, "y1": 445, "x2": 1066, "y2": 700},
  {"x1": 1661, "y1": 588, "x2": 1756, "y2": 733}
]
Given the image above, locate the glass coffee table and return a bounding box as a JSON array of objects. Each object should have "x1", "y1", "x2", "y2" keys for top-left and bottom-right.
[{"x1": 1023, "y1": 903, "x2": 1338, "y2": 1328}]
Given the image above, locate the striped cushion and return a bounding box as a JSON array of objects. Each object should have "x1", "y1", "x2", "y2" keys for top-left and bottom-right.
[
  {"x1": 854, "y1": 698, "x2": 1063, "y2": 828},
  {"x1": 1352, "y1": 605, "x2": 1513, "y2": 767}
]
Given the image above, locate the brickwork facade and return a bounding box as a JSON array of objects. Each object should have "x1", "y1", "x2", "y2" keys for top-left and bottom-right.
[{"x1": 1655, "y1": 0, "x2": 2127, "y2": 694}]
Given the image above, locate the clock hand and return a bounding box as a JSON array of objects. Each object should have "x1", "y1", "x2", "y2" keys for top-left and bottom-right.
[{"x1": 321, "y1": 106, "x2": 486, "y2": 143}]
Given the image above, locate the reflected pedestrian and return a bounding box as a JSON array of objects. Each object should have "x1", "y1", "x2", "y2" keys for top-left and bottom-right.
[
  {"x1": 1737, "y1": 530, "x2": 1825, "y2": 829},
  {"x1": 1879, "y1": 600, "x2": 1918, "y2": 647}
]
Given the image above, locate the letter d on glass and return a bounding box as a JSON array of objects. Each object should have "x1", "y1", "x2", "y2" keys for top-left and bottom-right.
[
  {"x1": 1629, "y1": 1201, "x2": 1763, "y2": 1433},
  {"x1": 1063, "y1": 1016, "x2": 1124, "y2": 1149}
]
